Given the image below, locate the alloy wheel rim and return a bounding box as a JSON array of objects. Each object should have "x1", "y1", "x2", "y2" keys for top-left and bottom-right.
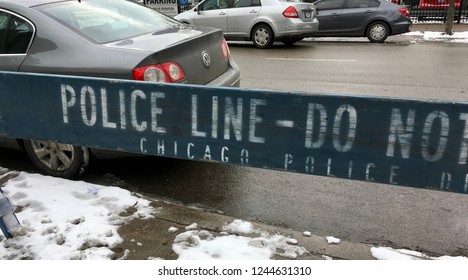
[
  {"x1": 255, "y1": 28, "x2": 269, "y2": 46},
  {"x1": 30, "y1": 140, "x2": 75, "y2": 171},
  {"x1": 370, "y1": 24, "x2": 386, "y2": 40}
]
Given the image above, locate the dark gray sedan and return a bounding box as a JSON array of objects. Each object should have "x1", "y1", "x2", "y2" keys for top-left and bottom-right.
[
  {"x1": 0, "y1": 0, "x2": 240, "y2": 178},
  {"x1": 305, "y1": 0, "x2": 412, "y2": 42}
]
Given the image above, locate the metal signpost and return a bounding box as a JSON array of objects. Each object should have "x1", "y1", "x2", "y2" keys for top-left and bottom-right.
[{"x1": 1, "y1": 71, "x2": 468, "y2": 194}]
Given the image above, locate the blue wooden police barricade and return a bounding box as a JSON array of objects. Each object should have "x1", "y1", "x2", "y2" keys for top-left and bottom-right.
[{"x1": 1, "y1": 71, "x2": 468, "y2": 195}]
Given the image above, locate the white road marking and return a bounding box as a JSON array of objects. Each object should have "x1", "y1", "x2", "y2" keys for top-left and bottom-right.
[{"x1": 267, "y1": 58, "x2": 357, "y2": 62}]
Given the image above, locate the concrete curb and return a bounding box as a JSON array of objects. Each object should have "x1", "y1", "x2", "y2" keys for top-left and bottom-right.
[{"x1": 115, "y1": 200, "x2": 376, "y2": 260}]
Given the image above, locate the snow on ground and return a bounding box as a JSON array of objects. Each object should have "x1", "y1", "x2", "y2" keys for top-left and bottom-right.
[
  {"x1": 1, "y1": 169, "x2": 467, "y2": 261},
  {"x1": 404, "y1": 31, "x2": 468, "y2": 43},
  {"x1": 304, "y1": 30, "x2": 468, "y2": 43}
]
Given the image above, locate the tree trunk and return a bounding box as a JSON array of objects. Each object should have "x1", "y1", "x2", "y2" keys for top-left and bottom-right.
[{"x1": 445, "y1": 0, "x2": 457, "y2": 35}]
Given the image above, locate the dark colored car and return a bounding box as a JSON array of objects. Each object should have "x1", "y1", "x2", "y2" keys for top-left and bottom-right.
[
  {"x1": 0, "y1": 0, "x2": 241, "y2": 178},
  {"x1": 304, "y1": 0, "x2": 412, "y2": 42}
]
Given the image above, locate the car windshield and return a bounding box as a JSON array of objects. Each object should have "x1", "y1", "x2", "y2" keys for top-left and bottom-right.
[{"x1": 38, "y1": 0, "x2": 180, "y2": 43}]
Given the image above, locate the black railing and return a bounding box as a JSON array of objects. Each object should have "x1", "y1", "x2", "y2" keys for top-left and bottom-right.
[{"x1": 395, "y1": 0, "x2": 467, "y2": 23}]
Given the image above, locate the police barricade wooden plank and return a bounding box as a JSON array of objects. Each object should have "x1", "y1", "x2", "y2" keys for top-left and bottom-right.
[{"x1": 0, "y1": 71, "x2": 467, "y2": 194}]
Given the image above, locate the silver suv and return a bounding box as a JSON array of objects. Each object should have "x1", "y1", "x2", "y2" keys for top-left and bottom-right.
[{"x1": 175, "y1": 0, "x2": 319, "y2": 48}]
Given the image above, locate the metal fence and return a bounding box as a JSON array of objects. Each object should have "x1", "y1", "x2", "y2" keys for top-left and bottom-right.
[{"x1": 393, "y1": 0, "x2": 467, "y2": 23}]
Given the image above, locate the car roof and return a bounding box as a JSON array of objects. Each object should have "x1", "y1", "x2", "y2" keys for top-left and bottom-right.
[{"x1": 1, "y1": 0, "x2": 74, "y2": 8}]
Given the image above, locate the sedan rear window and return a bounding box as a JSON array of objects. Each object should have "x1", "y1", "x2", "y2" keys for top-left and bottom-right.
[{"x1": 39, "y1": 0, "x2": 180, "y2": 43}]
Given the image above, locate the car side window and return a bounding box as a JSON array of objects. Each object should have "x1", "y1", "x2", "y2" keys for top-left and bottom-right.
[
  {"x1": 315, "y1": 0, "x2": 346, "y2": 10},
  {"x1": 0, "y1": 11, "x2": 34, "y2": 55},
  {"x1": 346, "y1": 0, "x2": 379, "y2": 8},
  {"x1": 201, "y1": 0, "x2": 232, "y2": 10},
  {"x1": 233, "y1": 0, "x2": 261, "y2": 7}
]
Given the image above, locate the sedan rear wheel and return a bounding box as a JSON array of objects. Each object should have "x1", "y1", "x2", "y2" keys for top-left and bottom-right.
[
  {"x1": 366, "y1": 21, "x2": 389, "y2": 43},
  {"x1": 23, "y1": 139, "x2": 85, "y2": 178},
  {"x1": 252, "y1": 24, "x2": 274, "y2": 49}
]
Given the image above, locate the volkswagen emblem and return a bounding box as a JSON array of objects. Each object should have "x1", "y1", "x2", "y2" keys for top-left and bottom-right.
[{"x1": 202, "y1": 51, "x2": 211, "y2": 68}]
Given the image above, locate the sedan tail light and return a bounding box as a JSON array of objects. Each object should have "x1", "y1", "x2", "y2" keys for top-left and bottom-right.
[
  {"x1": 221, "y1": 38, "x2": 230, "y2": 60},
  {"x1": 283, "y1": 6, "x2": 299, "y2": 18},
  {"x1": 398, "y1": 7, "x2": 410, "y2": 18},
  {"x1": 133, "y1": 62, "x2": 185, "y2": 83}
]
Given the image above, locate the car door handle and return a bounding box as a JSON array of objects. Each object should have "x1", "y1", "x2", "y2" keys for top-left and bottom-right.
[
  {"x1": 250, "y1": 10, "x2": 258, "y2": 13},
  {"x1": 332, "y1": 13, "x2": 340, "y2": 17},
  {"x1": 219, "y1": 12, "x2": 226, "y2": 15},
  {"x1": 365, "y1": 10, "x2": 374, "y2": 13}
]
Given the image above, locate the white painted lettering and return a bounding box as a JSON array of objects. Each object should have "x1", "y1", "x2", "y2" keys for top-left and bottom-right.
[
  {"x1": 100, "y1": 88, "x2": 117, "y2": 129},
  {"x1": 284, "y1": 153, "x2": 293, "y2": 170},
  {"x1": 305, "y1": 103, "x2": 327, "y2": 149},
  {"x1": 191, "y1": 95, "x2": 206, "y2": 137},
  {"x1": 240, "y1": 149, "x2": 249, "y2": 165},
  {"x1": 459, "y1": 114, "x2": 468, "y2": 164},
  {"x1": 389, "y1": 165, "x2": 399, "y2": 184},
  {"x1": 187, "y1": 143, "x2": 194, "y2": 159},
  {"x1": 387, "y1": 109, "x2": 415, "y2": 158},
  {"x1": 212, "y1": 96, "x2": 218, "y2": 139},
  {"x1": 119, "y1": 90, "x2": 127, "y2": 130},
  {"x1": 348, "y1": 160, "x2": 353, "y2": 178},
  {"x1": 440, "y1": 172, "x2": 451, "y2": 190},
  {"x1": 221, "y1": 146, "x2": 229, "y2": 162},
  {"x1": 366, "y1": 163, "x2": 375, "y2": 181},
  {"x1": 204, "y1": 145, "x2": 211, "y2": 160},
  {"x1": 151, "y1": 92, "x2": 166, "y2": 134},
  {"x1": 305, "y1": 156, "x2": 315, "y2": 173},
  {"x1": 333, "y1": 105, "x2": 357, "y2": 152},
  {"x1": 421, "y1": 111, "x2": 449, "y2": 162},
  {"x1": 157, "y1": 140, "x2": 165, "y2": 155},
  {"x1": 131, "y1": 90, "x2": 147, "y2": 132},
  {"x1": 140, "y1": 138, "x2": 147, "y2": 153},
  {"x1": 80, "y1": 86, "x2": 97, "y2": 126},
  {"x1": 61, "y1": 84, "x2": 75, "y2": 124},
  {"x1": 249, "y1": 99, "x2": 266, "y2": 144},
  {"x1": 327, "y1": 158, "x2": 333, "y2": 176},
  {"x1": 224, "y1": 97, "x2": 243, "y2": 141}
]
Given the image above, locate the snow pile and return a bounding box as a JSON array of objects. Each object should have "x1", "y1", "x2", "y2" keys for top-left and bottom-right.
[
  {"x1": 0, "y1": 172, "x2": 154, "y2": 260},
  {"x1": 371, "y1": 247, "x2": 468, "y2": 260},
  {"x1": 172, "y1": 219, "x2": 308, "y2": 260}
]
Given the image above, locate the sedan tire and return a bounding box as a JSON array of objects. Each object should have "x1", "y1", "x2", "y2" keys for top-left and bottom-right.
[
  {"x1": 23, "y1": 140, "x2": 85, "y2": 178},
  {"x1": 252, "y1": 24, "x2": 274, "y2": 49},
  {"x1": 366, "y1": 21, "x2": 389, "y2": 43}
]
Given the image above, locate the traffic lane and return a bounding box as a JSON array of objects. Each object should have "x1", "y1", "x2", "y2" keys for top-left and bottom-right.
[{"x1": 228, "y1": 38, "x2": 468, "y2": 101}]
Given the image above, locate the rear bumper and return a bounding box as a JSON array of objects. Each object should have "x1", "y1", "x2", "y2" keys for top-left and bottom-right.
[
  {"x1": 391, "y1": 20, "x2": 412, "y2": 35},
  {"x1": 274, "y1": 18, "x2": 320, "y2": 38},
  {"x1": 207, "y1": 57, "x2": 241, "y2": 87}
]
